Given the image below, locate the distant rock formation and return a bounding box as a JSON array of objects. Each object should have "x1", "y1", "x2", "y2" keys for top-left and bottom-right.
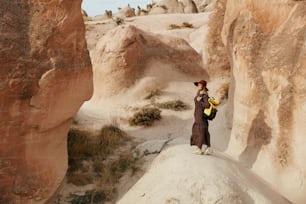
[
  {"x1": 91, "y1": 10, "x2": 113, "y2": 21},
  {"x1": 193, "y1": 0, "x2": 217, "y2": 12},
  {"x1": 222, "y1": 0, "x2": 306, "y2": 203},
  {"x1": 181, "y1": 0, "x2": 199, "y2": 13},
  {"x1": 82, "y1": 9, "x2": 88, "y2": 17},
  {"x1": 0, "y1": 1, "x2": 93, "y2": 203},
  {"x1": 144, "y1": 0, "x2": 199, "y2": 15},
  {"x1": 116, "y1": 5, "x2": 136, "y2": 18},
  {"x1": 91, "y1": 25, "x2": 207, "y2": 98}
]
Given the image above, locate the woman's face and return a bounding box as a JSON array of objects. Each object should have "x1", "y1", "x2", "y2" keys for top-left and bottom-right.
[{"x1": 197, "y1": 83, "x2": 203, "y2": 91}]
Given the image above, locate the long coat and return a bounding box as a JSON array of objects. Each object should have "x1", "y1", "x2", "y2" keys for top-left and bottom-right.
[{"x1": 190, "y1": 92, "x2": 211, "y2": 148}]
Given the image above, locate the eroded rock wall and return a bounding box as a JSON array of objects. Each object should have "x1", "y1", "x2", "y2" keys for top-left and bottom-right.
[
  {"x1": 91, "y1": 25, "x2": 208, "y2": 98},
  {"x1": 204, "y1": 0, "x2": 230, "y2": 77},
  {"x1": 222, "y1": 0, "x2": 306, "y2": 202},
  {"x1": 0, "y1": 1, "x2": 93, "y2": 203}
]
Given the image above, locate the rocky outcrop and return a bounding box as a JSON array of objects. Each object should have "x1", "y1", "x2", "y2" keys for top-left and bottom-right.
[
  {"x1": 0, "y1": 1, "x2": 93, "y2": 203},
  {"x1": 91, "y1": 25, "x2": 207, "y2": 98},
  {"x1": 181, "y1": 0, "x2": 199, "y2": 13},
  {"x1": 148, "y1": 0, "x2": 199, "y2": 15},
  {"x1": 222, "y1": 0, "x2": 306, "y2": 203},
  {"x1": 204, "y1": 0, "x2": 230, "y2": 77},
  {"x1": 116, "y1": 5, "x2": 136, "y2": 18},
  {"x1": 118, "y1": 145, "x2": 290, "y2": 204},
  {"x1": 193, "y1": 0, "x2": 217, "y2": 12}
]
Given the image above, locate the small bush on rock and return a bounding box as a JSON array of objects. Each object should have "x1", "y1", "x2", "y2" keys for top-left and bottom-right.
[
  {"x1": 154, "y1": 100, "x2": 188, "y2": 111},
  {"x1": 128, "y1": 107, "x2": 161, "y2": 126}
]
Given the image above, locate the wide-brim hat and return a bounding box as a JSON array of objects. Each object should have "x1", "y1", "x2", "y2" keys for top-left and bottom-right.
[{"x1": 194, "y1": 80, "x2": 208, "y2": 91}]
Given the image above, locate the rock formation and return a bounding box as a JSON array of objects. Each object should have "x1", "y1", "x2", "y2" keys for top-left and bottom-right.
[
  {"x1": 222, "y1": 0, "x2": 306, "y2": 203},
  {"x1": 0, "y1": 1, "x2": 93, "y2": 203},
  {"x1": 82, "y1": 9, "x2": 88, "y2": 18},
  {"x1": 204, "y1": 0, "x2": 230, "y2": 77},
  {"x1": 149, "y1": 0, "x2": 189, "y2": 15},
  {"x1": 118, "y1": 145, "x2": 290, "y2": 204},
  {"x1": 181, "y1": 0, "x2": 199, "y2": 13},
  {"x1": 116, "y1": 5, "x2": 136, "y2": 18},
  {"x1": 193, "y1": 0, "x2": 217, "y2": 12},
  {"x1": 90, "y1": 25, "x2": 207, "y2": 98}
]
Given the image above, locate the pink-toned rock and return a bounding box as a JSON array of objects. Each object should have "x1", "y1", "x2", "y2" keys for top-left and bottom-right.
[
  {"x1": 91, "y1": 25, "x2": 208, "y2": 98},
  {"x1": 221, "y1": 0, "x2": 306, "y2": 203},
  {"x1": 0, "y1": 1, "x2": 93, "y2": 203}
]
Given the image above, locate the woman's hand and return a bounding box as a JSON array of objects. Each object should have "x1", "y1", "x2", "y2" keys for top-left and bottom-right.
[{"x1": 196, "y1": 96, "x2": 202, "y2": 101}]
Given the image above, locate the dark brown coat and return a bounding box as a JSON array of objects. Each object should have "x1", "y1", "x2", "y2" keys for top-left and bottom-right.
[{"x1": 190, "y1": 92, "x2": 211, "y2": 149}]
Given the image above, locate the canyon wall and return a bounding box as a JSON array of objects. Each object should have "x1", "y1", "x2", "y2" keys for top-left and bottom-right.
[
  {"x1": 221, "y1": 0, "x2": 306, "y2": 203},
  {"x1": 0, "y1": 0, "x2": 93, "y2": 203}
]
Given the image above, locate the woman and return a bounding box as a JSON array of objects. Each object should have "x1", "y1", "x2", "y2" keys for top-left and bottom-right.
[{"x1": 190, "y1": 80, "x2": 212, "y2": 155}]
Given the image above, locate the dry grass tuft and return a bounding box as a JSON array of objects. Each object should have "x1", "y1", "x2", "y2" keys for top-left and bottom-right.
[
  {"x1": 64, "y1": 125, "x2": 142, "y2": 203},
  {"x1": 97, "y1": 125, "x2": 131, "y2": 155},
  {"x1": 144, "y1": 88, "x2": 161, "y2": 100},
  {"x1": 218, "y1": 82, "x2": 230, "y2": 102},
  {"x1": 67, "y1": 129, "x2": 96, "y2": 162},
  {"x1": 276, "y1": 140, "x2": 290, "y2": 167},
  {"x1": 67, "y1": 172, "x2": 93, "y2": 186},
  {"x1": 168, "y1": 24, "x2": 181, "y2": 29},
  {"x1": 128, "y1": 107, "x2": 161, "y2": 126},
  {"x1": 154, "y1": 100, "x2": 188, "y2": 111},
  {"x1": 182, "y1": 22, "x2": 194, "y2": 28},
  {"x1": 67, "y1": 125, "x2": 131, "y2": 182},
  {"x1": 168, "y1": 22, "x2": 194, "y2": 30}
]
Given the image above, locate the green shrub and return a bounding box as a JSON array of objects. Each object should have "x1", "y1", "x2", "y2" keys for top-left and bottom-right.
[
  {"x1": 154, "y1": 100, "x2": 188, "y2": 111},
  {"x1": 128, "y1": 107, "x2": 161, "y2": 126}
]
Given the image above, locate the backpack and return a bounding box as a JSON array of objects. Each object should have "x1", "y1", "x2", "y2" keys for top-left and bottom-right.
[{"x1": 203, "y1": 97, "x2": 219, "y2": 120}]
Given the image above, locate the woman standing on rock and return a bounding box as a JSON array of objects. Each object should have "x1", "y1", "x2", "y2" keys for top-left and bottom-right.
[{"x1": 190, "y1": 80, "x2": 212, "y2": 155}]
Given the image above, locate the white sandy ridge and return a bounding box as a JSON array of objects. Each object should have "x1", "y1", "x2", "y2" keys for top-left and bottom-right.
[{"x1": 117, "y1": 144, "x2": 290, "y2": 204}]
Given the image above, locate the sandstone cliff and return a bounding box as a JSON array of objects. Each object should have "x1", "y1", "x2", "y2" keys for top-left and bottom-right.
[
  {"x1": 0, "y1": 1, "x2": 93, "y2": 203},
  {"x1": 221, "y1": 0, "x2": 306, "y2": 203}
]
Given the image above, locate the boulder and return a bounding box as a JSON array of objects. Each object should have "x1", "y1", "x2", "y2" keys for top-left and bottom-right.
[
  {"x1": 221, "y1": 0, "x2": 306, "y2": 203},
  {"x1": 0, "y1": 1, "x2": 93, "y2": 203}
]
